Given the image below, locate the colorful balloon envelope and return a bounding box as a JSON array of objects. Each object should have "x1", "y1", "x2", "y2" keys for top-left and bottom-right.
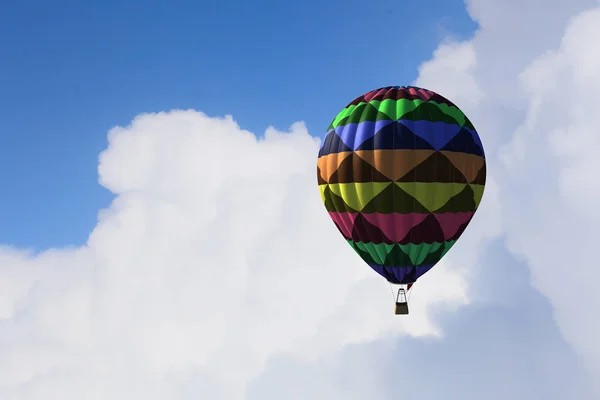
[{"x1": 317, "y1": 86, "x2": 486, "y2": 311}]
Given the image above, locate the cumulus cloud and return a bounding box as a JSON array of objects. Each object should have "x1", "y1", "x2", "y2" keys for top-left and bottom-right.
[
  {"x1": 0, "y1": 111, "x2": 472, "y2": 399},
  {"x1": 501, "y1": 7, "x2": 600, "y2": 380},
  {"x1": 416, "y1": 0, "x2": 600, "y2": 393},
  {"x1": 250, "y1": 239, "x2": 597, "y2": 400}
]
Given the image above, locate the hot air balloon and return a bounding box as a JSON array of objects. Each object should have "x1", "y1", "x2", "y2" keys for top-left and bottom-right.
[{"x1": 316, "y1": 86, "x2": 486, "y2": 314}]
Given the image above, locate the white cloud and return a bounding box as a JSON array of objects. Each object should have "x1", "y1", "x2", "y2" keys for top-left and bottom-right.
[
  {"x1": 417, "y1": 41, "x2": 485, "y2": 109},
  {"x1": 501, "y1": 6, "x2": 600, "y2": 381},
  {"x1": 0, "y1": 111, "x2": 473, "y2": 399},
  {"x1": 415, "y1": 0, "x2": 600, "y2": 393},
  {"x1": 251, "y1": 243, "x2": 597, "y2": 400}
]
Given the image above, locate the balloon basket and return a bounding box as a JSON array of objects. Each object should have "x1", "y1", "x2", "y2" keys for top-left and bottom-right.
[
  {"x1": 395, "y1": 302, "x2": 409, "y2": 315},
  {"x1": 394, "y1": 287, "x2": 409, "y2": 314}
]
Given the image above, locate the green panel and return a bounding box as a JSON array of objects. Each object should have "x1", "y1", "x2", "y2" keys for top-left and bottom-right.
[
  {"x1": 348, "y1": 240, "x2": 457, "y2": 266},
  {"x1": 328, "y1": 98, "x2": 468, "y2": 130}
]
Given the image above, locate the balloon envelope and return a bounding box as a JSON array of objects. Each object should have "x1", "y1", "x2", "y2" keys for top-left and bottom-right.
[{"x1": 317, "y1": 86, "x2": 486, "y2": 284}]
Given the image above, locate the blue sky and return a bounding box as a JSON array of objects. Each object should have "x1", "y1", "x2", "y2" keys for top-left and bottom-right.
[
  {"x1": 0, "y1": 0, "x2": 476, "y2": 249},
  {"x1": 2, "y1": 1, "x2": 600, "y2": 399}
]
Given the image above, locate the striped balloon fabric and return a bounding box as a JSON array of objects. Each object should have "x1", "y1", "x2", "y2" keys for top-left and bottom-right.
[{"x1": 317, "y1": 86, "x2": 486, "y2": 285}]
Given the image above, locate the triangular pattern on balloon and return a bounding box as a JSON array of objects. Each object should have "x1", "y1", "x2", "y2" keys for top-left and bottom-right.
[
  {"x1": 349, "y1": 241, "x2": 396, "y2": 266},
  {"x1": 338, "y1": 99, "x2": 466, "y2": 127},
  {"x1": 360, "y1": 213, "x2": 429, "y2": 243},
  {"x1": 355, "y1": 122, "x2": 435, "y2": 151},
  {"x1": 349, "y1": 242, "x2": 417, "y2": 267},
  {"x1": 402, "y1": 242, "x2": 444, "y2": 265},
  {"x1": 397, "y1": 120, "x2": 463, "y2": 150},
  {"x1": 398, "y1": 242, "x2": 441, "y2": 265},
  {"x1": 329, "y1": 213, "x2": 359, "y2": 239},
  {"x1": 419, "y1": 242, "x2": 452, "y2": 265},
  {"x1": 318, "y1": 131, "x2": 353, "y2": 157},
  {"x1": 471, "y1": 163, "x2": 486, "y2": 185},
  {"x1": 433, "y1": 185, "x2": 477, "y2": 213},
  {"x1": 396, "y1": 182, "x2": 467, "y2": 212},
  {"x1": 322, "y1": 185, "x2": 359, "y2": 213},
  {"x1": 350, "y1": 213, "x2": 395, "y2": 245},
  {"x1": 337, "y1": 103, "x2": 396, "y2": 126},
  {"x1": 349, "y1": 240, "x2": 456, "y2": 267},
  {"x1": 349, "y1": 241, "x2": 393, "y2": 265},
  {"x1": 368, "y1": 263, "x2": 437, "y2": 284},
  {"x1": 333, "y1": 120, "x2": 397, "y2": 150},
  {"x1": 331, "y1": 104, "x2": 377, "y2": 129},
  {"x1": 382, "y1": 244, "x2": 414, "y2": 266},
  {"x1": 327, "y1": 152, "x2": 392, "y2": 183},
  {"x1": 328, "y1": 87, "x2": 470, "y2": 130},
  {"x1": 397, "y1": 152, "x2": 468, "y2": 183},
  {"x1": 434, "y1": 212, "x2": 474, "y2": 239},
  {"x1": 439, "y1": 151, "x2": 485, "y2": 183},
  {"x1": 399, "y1": 214, "x2": 445, "y2": 245},
  {"x1": 354, "y1": 150, "x2": 435, "y2": 182},
  {"x1": 360, "y1": 184, "x2": 430, "y2": 214},
  {"x1": 399, "y1": 103, "x2": 460, "y2": 125},
  {"x1": 317, "y1": 166, "x2": 327, "y2": 185},
  {"x1": 316, "y1": 151, "x2": 353, "y2": 183},
  {"x1": 471, "y1": 184, "x2": 485, "y2": 207},
  {"x1": 440, "y1": 127, "x2": 484, "y2": 157},
  {"x1": 327, "y1": 182, "x2": 391, "y2": 211}
]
